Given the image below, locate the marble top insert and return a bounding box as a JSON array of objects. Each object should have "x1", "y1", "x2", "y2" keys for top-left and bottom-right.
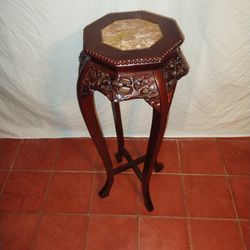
[{"x1": 101, "y1": 18, "x2": 163, "y2": 51}]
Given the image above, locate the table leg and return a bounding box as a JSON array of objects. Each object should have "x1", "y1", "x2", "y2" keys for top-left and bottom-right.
[
  {"x1": 77, "y1": 79, "x2": 114, "y2": 198},
  {"x1": 111, "y1": 102, "x2": 124, "y2": 163},
  {"x1": 142, "y1": 71, "x2": 168, "y2": 211}
]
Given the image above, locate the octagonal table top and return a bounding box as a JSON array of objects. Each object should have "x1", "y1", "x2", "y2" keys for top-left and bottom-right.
[{"x1": 83, "y1": 11, "x2": 184, "y2": 70}]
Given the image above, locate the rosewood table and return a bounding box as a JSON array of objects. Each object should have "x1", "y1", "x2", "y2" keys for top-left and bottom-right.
[{"x1": 77, "y1": 11, "x2": 189, "y2": 211}]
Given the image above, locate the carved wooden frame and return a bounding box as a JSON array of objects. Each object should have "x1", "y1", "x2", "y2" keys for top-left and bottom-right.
[{"x1": 78, "y1": 49, "x2": 188, "y2": 112}]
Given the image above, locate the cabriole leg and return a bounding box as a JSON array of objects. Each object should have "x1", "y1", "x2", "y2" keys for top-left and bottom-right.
[
  {"x1": 77, "y1": 76, "x2": 114, "y2": 197},
  {"x1": 142, "y1": 71, "x2": 169, "y2": 211}
]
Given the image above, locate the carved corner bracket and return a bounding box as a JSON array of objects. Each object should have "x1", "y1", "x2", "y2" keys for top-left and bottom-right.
[
  {"x1": 78, "y1": 51, "x2": 90, "y2": 74},
  {"x1": 163, "y1": 49, "x2": 189, "y2": 104}
]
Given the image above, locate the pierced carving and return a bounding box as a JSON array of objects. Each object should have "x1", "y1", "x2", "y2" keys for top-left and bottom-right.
[
  {"x1": 163, "y1": 49, "x2": 189, "y2": 103},
  {"x1": 79, "y1": 63, "x2": 113, "y2": 98},
  {"x1": 79, "y1": 59, "x2": 160, "y2": 111},
  {"x1": 78, "y1": 49, "x2": 188, "y2": 111}
]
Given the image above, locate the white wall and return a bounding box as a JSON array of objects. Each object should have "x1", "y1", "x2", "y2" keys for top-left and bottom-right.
[{"x1": 0, "y1": 0, "x2": 249, "y2": 138}]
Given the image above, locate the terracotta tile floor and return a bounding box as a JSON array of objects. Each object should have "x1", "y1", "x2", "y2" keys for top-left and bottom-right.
[{"x1": 0, "y1": 137, "x2": 249, "y2": 250}]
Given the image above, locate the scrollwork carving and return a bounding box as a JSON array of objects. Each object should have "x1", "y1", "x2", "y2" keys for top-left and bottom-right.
[
  {"x1": 80, "y1": 61, "x2": 161, "y2": 111},
  {"x1": 78, "y1": 49, "x2": 188, "y2": 111},
  {"x1": 163, "y1": 49, "x2": 189, "y2": 103}
]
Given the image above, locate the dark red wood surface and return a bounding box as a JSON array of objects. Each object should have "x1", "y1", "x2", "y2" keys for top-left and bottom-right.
[
  {"x1": 77, "y1": 11, "x2": 189, "y2": 211},
  {"x1": 83, "y1": 11, "x2": 184, "y2": 70}
]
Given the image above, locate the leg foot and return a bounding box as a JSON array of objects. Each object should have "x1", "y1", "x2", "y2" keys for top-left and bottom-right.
[
  {"x1": 154, "y1": 162, "x2": 164, "y2": 172},
  {"x1": 143, "y1": 188, "x2": 154, "y2": 212},
  {"x1": 98, "y1": 178, "x2": 114, "y2": 198}
]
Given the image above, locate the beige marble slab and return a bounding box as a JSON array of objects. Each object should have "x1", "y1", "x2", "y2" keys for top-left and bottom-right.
[{"x1": 101, "y1": 18, "x2": 163, "y2": 51}]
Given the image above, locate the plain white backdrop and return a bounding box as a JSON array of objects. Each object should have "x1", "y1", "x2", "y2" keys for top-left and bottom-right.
[{"x1": 0, "y1": 0, "x2": 249, "y2": 138}]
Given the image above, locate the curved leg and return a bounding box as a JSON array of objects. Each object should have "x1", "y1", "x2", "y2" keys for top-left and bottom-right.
[
  {"x1": 142, "y1": 71, "x2": 169, "y2": 211},
  {"x1": 77, "y1": 71, "x2": 114, "y2": 198},
  {"x1": 111, "y1": 102, "x2": 124, "y2": 163}
]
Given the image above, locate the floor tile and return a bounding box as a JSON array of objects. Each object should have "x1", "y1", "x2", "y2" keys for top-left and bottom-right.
[
  {"x1": 139, "y1": 175, "x2": 186, "y2": 216},
  {"x1": 179, "y1": 140, "x2": 225, "y2": 174},
  {"x1": 0, "y1": 172, "x2": 50, "y2": 212},
  {"x1": 0, "y1": 139, "x2": 21, "y2": 170},
  {"x1": 14, "y1": 139, "x2": 60, "y2": 170},
  {"x1": 0, "y1": 213, "x2": 39, "y2": 250},
  {"x1": 95, "y1": 139, "x2": 138, "y2": 172},
  {"x1": 34, "y1": 214, "x2": 88, "y2": 250},
  {"x1": 219, "y1": 140, "x2": 250, "y2": 175},
  {"x1": 44, "y1": 173, "x2": 93, "y2": 213},
  {"x1": 55, "y1": 138, "x2": 97, "y2": 171},
  {"x1": 240, "y1": 220, "x2": 250, "y2": 249},
  {"x1": 86, "y1": 215, "x2": 137, "y2": 250},
  {"x1": 230, "y1": 176, "x2": 250, "y2": 219},
  {"x1": 190, "y1": 219, "x2": 245, "y2": 250},
  {"x1": 184, "y1": 176, "x2": 235, "y2": 218},
  {"x1": 91, "y1": 173, "x2": 138, "y2": 215},
  {"x1": 137, "y1": 139, "x2": 180, "y2": 173},
  {"x1": 140, "y1": 217, "x2": 189, "y2": 250},
  {"x1": 0, "y1": 172, "x2": 8, "y2": 191}
]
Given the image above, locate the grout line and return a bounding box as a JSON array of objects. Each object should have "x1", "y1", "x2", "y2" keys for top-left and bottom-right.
[
  {"x1": 88, "y1": 214, "x2": 247, "y2": 221},
  {"x1": 175, "y1": 139, "x2": 183, "y2": 173},
  {"x1": 51, "y1": 139, "x2": 62, "y2": 171},
  {"x1": 9, "y1": 139, "x2": 23, "y2": 172},
  {"x1": 128, "y1": 139, "x2": 141, "y2": 250},
  {"x1": 216, "y1": 139, "x2": 228, "y2": 176},
  {"x1": 42, "y1": 213, "x2": 250, "y2": 221},
  {"x1": 182, "y1": 177, "x2": 193, "y2": 250},
  {"x1": 92, "y1": 142, "x2": 100, "y2": 172},
  {"x1": 137, "y1": 216, "x2": 140, "y2": 250},
  {"x1": 176, "y1": 139, "x2": 183, "y2": 173},
  {"x1": 0, "y1": 209, "x2": 248, "y2": 221},
  {"x1": 30, "y1": 140, "x2": 62, "y2": 250},
  {"x1": 134, "y1": 167, "x2": 142, "y2": 216},
  {"x1": 82, "y1": 172, "x2": 97, "y2": 250},
  {"x1": 0, "y1": 139, "x2": 23, "y2": 197},
  {"x1": 30, "y1": 172, "x2": 54, "y2": 250},
  {"x1": 134, "y1": 138, "x2": 141, "y2": 250},
  {"x1": 7, "y1": 168, "x2": 250, "y2": 177},
  {"x1": 177, "y1": 140, "x2": 193, "y2": 250},
  {"x1": 239, "y1": 218, "x2": 250, "y2": 222},
  {"x1": 216, "y1": 138, "x2": 247, "y2": 250},
  {"x1": 88, "y1": 172, "x2": 97, "y2": 216}
]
